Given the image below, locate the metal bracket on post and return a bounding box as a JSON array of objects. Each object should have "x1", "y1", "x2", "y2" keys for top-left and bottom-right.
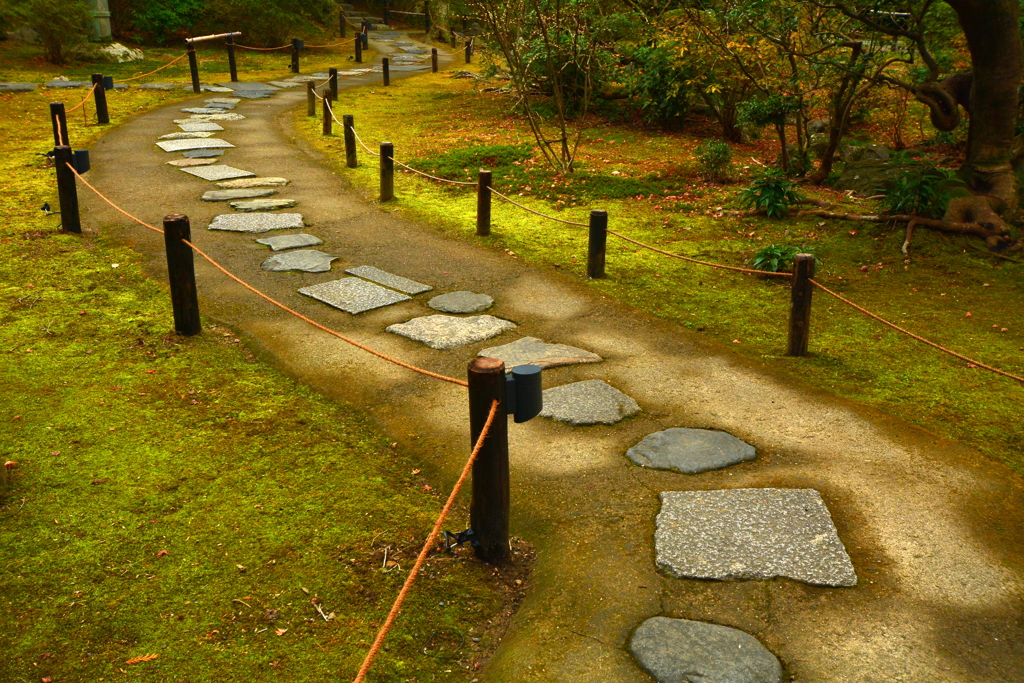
[{"x1": 504, "y1": 365, "x2": 543, "y2": 423}]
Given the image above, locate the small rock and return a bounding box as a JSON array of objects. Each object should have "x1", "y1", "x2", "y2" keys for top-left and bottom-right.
[
  {"x1": 215, "y1": 177, "x2": 289, "y2": 189},
  {"x1": 230, "y1": 198, "x2": 298, "y2": 212},
  {"x1": 201, "y1": 188, "x2": 278, "y2": 202},
  {"x1": 261, "y1": 249, "x2": 337, "y2": 273},
  {"x1": 539, "y1": 380, "x2": 640, "y2": 425},
  {"x1": 630, "y1": 617, "x2": 783, "y2": 683},
  {"x1": 387, "y1": 315, "x2": 516, "y2": 350},
  {"x1": 255, "y1": 233, "x2": 323, "y2": 251},
  {"x1": 626, "y1": 428, "x2": 755, "y2": 474},
  {"x1": 479, "y1": 336, "x2": 602, "y2": 372},
  {"x1": 428, "y1": 291, "x2": 493, "y2": 314}
]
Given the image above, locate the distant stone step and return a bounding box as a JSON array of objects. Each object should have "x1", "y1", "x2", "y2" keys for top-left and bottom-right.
[
  {"x1": 230, "y1": 198, "x2": 298, "y2": 212},
  {"x1": 201, "y1": 188, "x2": 278, "y2": 202}
]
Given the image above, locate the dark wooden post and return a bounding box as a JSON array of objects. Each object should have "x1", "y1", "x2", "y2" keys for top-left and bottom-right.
[
  {"x1": 468, "y1": 357, "x2": 510, "y2": 565},
  {"x1": 329, "y1": 67, "x2": 339, "y2": 100},
  {"x1": 226, "y1": 35, "x2": 238, "y2": 82},
  {"x1": 380, "y1": 141, "x2": 394, "y2": 201},
  {"x1": 383, "y1": 2, "x2": 390, "y2": 26},
  {"x1": 450, "y1": 31, "x2": 456, "y2": 49},
  {"x1": 431, "y1": 47, "x2": 438, "y2": 72},
  {"x1": 162, "y1": 215, "x2": 202, "y2": 337},
  {"x1": 465, "y1": 41, "x2": 472, "y2": 64},
  {"x1": 361, "y1": 22, "x2": 369, "y2": 49},
  {"x1": 50, "y1": 102, "x2": 70, "y2": 146},
  {"x1": 53, "y1": 146, "x2": 81, "y2": 234},
  {"x1": 322, "y1": 94, "x2": 332, "y2": 136},
  {"x1": 424, "y1": 3, "x2": 431, "y2": 34},
  {"x1": 306, "y1": 81, "x2": 316, "y2": 116},
  {"x1": 91, "y1": 74, "x2": 109, "y2": 124},
  {"x1": 587, "y1": 210, "x2": 608, "y2": 278},
  {"x1": 355, "y1": 36, "x2": 362, "y2": 63},
  {"x1": 340, "y1": 11, "x2": 346, "y2": 37},
  {"x1": 291, "y1": 38, "x2": 300, "y2": 73},
  {"x1": 187, "y1": 44, "x2": 200, "y2": 93},
  {"x1": 343, "y1": 114, "x2": 357, "y2": 168},
  {"x1": 787, "y1": 253, "x2": 816, "y2": 356},
  {"x1": 476, "y1": 169, "x2": 492, "y2": 236},
  {"x1": 382, "y1": 58, "x2": 390, "y2": 86}
]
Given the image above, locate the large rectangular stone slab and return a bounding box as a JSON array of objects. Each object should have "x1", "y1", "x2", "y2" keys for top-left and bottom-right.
[
  {"x1": 655, "y1": 489, "x2": 857, "y2": 588},
  {"x1": 201, "y1": 188, "x2": 278, "y2": 202},
  {"x1": 208, "y1": 213, "x2": 305, "y2": 233},
  {"x1": 156, "y1": 138, "x2": 234, "y2": 152},
  {"x1": 300, "y1": 278, "x2": 410, "y2": 314},
  {"x1": 178, "y1": 121, "x2": 225, "y2": 132},
  {"x1": 230, "y1": 198, "x2": 297, "y2": 212},
  {"x1": 345, "y1": 265, "x2": 432, "y2": 294},
  {"x1": 178, "y1": 165, "x2": 256, "y2": 181}
]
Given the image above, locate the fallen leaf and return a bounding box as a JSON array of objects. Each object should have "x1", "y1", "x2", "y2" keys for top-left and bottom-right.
[
  {"x1": 275, "y1": 628, "x2": 288, "y2": 636},
  {"x1": 155, "y1": 550, "x2": 169, "y2": 558},
  {"x1": 125, "y1": 653, "x2": 159, "y2": 664}
]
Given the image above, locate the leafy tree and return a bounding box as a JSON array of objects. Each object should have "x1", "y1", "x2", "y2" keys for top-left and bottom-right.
[{"x1": 5, "y1": 0, "x2": 92, "y2": 64}]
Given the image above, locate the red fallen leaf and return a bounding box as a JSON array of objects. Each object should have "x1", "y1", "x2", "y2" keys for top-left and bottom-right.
[
  {"x1": 145, "y1": 370, "x2": 156, "y2": 374},
  {"x1": 965, "y1": 312, "x2": 972, "y2": 318},
  {"x1": 4, "y1": 461, "x2": 16, "y2": 470},
  {"x1": 422, "y1": 485, "x2": 433, "y2": 492},
  {"x1": 155, "y1": 550, "x2": 169, "y2": 558},
  {"x1": 860, "y1": 265, "x2": 869, "y2": 272},
  {"x1": 50, "y1": 451, "x2": 60, "y2": 456},
  {"x1": 41, "y1": 677, "x2": 52, "y2": 683},
  {"x1": 78, "y1": 311, "x2": 87, "y2": 315}
]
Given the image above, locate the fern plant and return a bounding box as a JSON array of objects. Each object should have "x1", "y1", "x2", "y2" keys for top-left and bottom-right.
[
  {"x1": 738, "y1": 168, "x2": 805, "y2": 218},
  {"x1": 749, "y1": 244, "x2": 818, "y2": 273}
]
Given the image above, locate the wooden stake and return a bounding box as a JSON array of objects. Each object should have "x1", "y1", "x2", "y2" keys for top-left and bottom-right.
[
  {"x1": 162, "y1": 215, "x2": 201, "y2": 336},
  {"x1": 91, "y1": 74, "x2": 109, "y2": 124},
  {"x1": 380, "y1": 141, "x2": 394, "y2": 201},
  {"x1": 431, "y1": 48, "x2": 438, "y2": 72},
  {"x1": 468, "y1": 357, "x2": 510, "y2": 565},
  {"x1": 50, "y1": 102, "x2": 69, "y2": 146},
  {"x1": 787, "y1": 254, "x2": 815, "y2": 356},
  {"x1": 226, "y1": 35, "x2": 238, "y2": 82},
  {"x1": 53, "y1": 146, "x2": 80, "y2": 234},
  {"x1": 306, "y1": 81, "x2": 316, "y2": 117},
  {"x1": 187, "y1": 44, "x2": 200, "y2": 93},
  {"x1": 382, "y1": 58, "x2": 390, "y2": 86},
  {"x1": 476, "y1": 169, "x2": 492, "y2": 236},
  {"x1": 587, "y1": 210, "x2": 607, "y2": 278},
  {"x1": 322, "y1": 94, "x2": 332, "y2": 136},
  {"x1": 344, "y1": 114, "x2": 357, "y2": 168}
]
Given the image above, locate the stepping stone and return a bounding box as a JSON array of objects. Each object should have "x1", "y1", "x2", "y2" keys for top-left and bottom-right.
[
  {"x1": 183, "y1": 149, "x2": 224, "y2": 158},
  {"x1": 217, "y1": 81, "x2": 280, "y2": 91},
  {"x1": 626, "y1": 428, "x2": 756, "y2": 474},
  {"x1": 256, "y1": 233, "x2": 323, "y2": 251},
  {"x1": 428, "y1": 291, "x2": 493, "y2": 314},
  {"x1": 480, "y1": 337, "x2": 602, "y2": 372},
  {"x1": 180, "y1": 113, "x2": 247, "y2": 121},
  {"x1": 235, "y1": 89, "x2": 276, "y2": 99},
  {"x1": 655, "y1": 489, "x2": 857, "y2": 588},
  {"x1": 178, "y1": 165, "x2": 256, "y2": 181},
  {"x1": 205, "y1": 97, "x2": 241, "y2": 105},
  {"x1": 231, "y1": 198, "x2": 297, "y2": 212},
  {"x1": 0, "y1": 83, "x2": 37, "y2": 92},
  {"x1": 216, "y1": 177, "x2": 289, "y2": 189},
  {"x1": 388, "y1": 65, "x2": 432, "y2": 72},
  {"x1": 45, "y1": 80, "x2": 91, "y2": 88},
  {"x1": 167, "y1": 158, "x2": 219, "y2": 167},
  {"x1": 158, "y1": 131, "x2": 215, "y2": 140},
  {"x1": 209, "y1": 214, "x2": 304, "y2": 233},
  {"x1": 345, "y1": 265, "x2": 432, "y2": 294},
  {"x1": 267, "y1": 81, "x2": 304, "y2": 88},
  {"x1": 630, "y1": 617, "x2": 782, "y2": 683},
  {"x1": 183, "y1": 84, "x2": 235, "y2": 92},
  {"x1": 202, "y1": 102, "x2": 235, "y2": 109},
  {"x1": 202, "y1": 188, "x2": 278, "y2": 202},
  {"x1": 178, "y1": 121, "x2": 224, "y2": 132},
  {"x1": 181, "y1": 107, "x2": 231, "y2": 115},
  {"x1": 539, "y1": 380, "x2": 640, "y2": 425},
  {"x1": 137, "y1": 82, "x2": 177, "y2": 90},
  {"x1": 386, "y1": 315, "x2": 516, "y2": 350},
  {"x1": 300, "y1": 278, "x2": 411, "y2": 314},
  {"x1": 261, "y1": 249, "x2": 337, "y2": 273},
  {"x1": 156, "y1": 138, "x2": 234, "y2": 152}
]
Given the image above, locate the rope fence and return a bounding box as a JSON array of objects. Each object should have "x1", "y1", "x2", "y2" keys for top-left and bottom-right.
[
  {"x1": 120, "y1": 53, "x2": 189, "y2": 81},
  {"x1": 65, "y1": 83, "x2": 99, "y2": 113}
]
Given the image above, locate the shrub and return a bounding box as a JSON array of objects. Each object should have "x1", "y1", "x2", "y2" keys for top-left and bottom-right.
[
  {"x1": 626, "y1": 37, "x2": 695, "y2": 124},
  {"x1": 696, "y1": 139, "x2": 732, "y2": 183},
  {"x1": 198, "y1": 0, "x2": 338, "y2": 47},
  {"x1": 15, "y1": 0, "x2": 92, "y2": 65},
  {"x1": 749, "y1": 244, "x2": 818, "y2": 273},
  {"x1": 880, "y1": 170, "x2": 955, "y2": 219},
  {"x1": 108, "y1": 0, "x2": 203, "y2": 45},
  {"x1": 738, "y1": 168, "x2": 805, "y2": 218}
]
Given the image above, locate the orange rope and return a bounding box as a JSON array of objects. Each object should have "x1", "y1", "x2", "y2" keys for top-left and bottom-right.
[
  {"x1": 65, "y1": 83, "x2": 98, "y2": 113},
  {"x1": 120, "y1": 53, "x2": 189, "y2": 82},
  {"x1": 304, "y1": 41, "x2": 350, "y2": 48},
  {"x1": 489, "y1": 187, "x2": 589, "y2": 227},
  {"x1": 810, "y1": 279, "x2": 1024, "y2": 384},
  {"x1": 607, "y1": 228, "x2": 793, "y2": 278},
  {"x1": 234, "y1": 43, "x2": 291, "y2": 51},
  {"x1": 66, "y1": 163, "x2": 467, "y2": 387},
  {"x1": 351, "y1": 399, "x2": 500, "y2": 683}
]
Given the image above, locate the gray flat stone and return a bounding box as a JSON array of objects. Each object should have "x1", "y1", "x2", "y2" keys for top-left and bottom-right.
[
  {"x1": 201, "y1": 188, "x2": 278, "y2": 202},
  {"x1": 388, "y1": 65, "x2": 432, "y2": 72},
  {"x1": 300, "y1": 278, "x2": 411, "y2": 314},
  {"x1": 256, "y1": 233, "x2": 323, "y2": 251},
  {"x1": 179, "y1": 165, "x2": 256, "y2": 181},
  {"x1": 181, "y1": 107, "x2": 230, "y2": 115},
  {"x1": 0, "y1": 83, "x2": 37, "y2": 92},
  {"x1": 202, "y1": 102, "x2": 235, "y2": 109},
  {"x1": 386, "y1": 315, "x2": 516, "y2": 350},
  {"x1": 480, "y1": 336, "x2": 602, "y2": 372},
  {"x1": 179, "y1": 113, "x2": 247, "y2": 122},
  {"x1": 45, "y1": 80, "x2": 90, "y2": 88},
  {"x1": 230, "y1": 198, "x2": 298, "y2": 212},
  {"x1": 156, "y1": 138, "x2": 234, "y2": 152},
  {"x1": 158, "y1": 131, "x2": 215, "y2": 140},
  {"x1": 627, "y1": 428, "x2": 756, "y2": 474},
  {"x1": 261, "y1": 249, "x2": 337, "y2": 273},
  {"x1": 137, "y1": 82, "x2": 177, "y2": 90},
  {"x1": 539, "y1": 379, "x2": 641, "y2": 425},
  {"x1": 267, "y1": 81, "x2": 304, "y2": 88},
  {"x1": 215, "y1": 177, "x2": 289, "y2": 189},
  {"x1": 217, "y1": 81, "x2": 280, "y2": 91},
  {"x1": 234, "y1": 89, "x2": 276, "y2": 99},
  {"x1": 208, "y1": 213, "x2": 305, "y2": 233},
  {"x1": 428, "y1": 291, "x2": 493, "y2": 314},
  {"x1": 630, "y1": 617, "x2": 782, "y2": 683},
  {"x1": 655, "y1": 489, "x2": 857, "y2": 587},
  {"x1": 182, "y1": 149, "x2": 224, "y2": 158},
  {"x1": 205, "y1": 97, "x2": 241, "y2": 105},
  {"x1": 182, "y1": 84, "x2": 235, "y2": 93},
  {"x1": 178, "y1": 121, "x2": 224, "y2": 132},
  {"x1": 166, "y1": 158, "x2": 219, "y2": 167},
  {"x1": 345, "y1": 265, "x2": 432, "y2": 294}
]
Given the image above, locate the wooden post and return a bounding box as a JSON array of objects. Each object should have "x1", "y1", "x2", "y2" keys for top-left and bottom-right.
[
  {"x1": 343, "y1": 114, "x2": 357, "y2": 168},
  {"x1": 787, "y1": 253, "x2": 816, "y2": 356},
  {"x1": 226, "y1": 35, "x2": 238, "y2": 82},
  {"x1": 322, "y1": 95, "x2": 332, "y2": 136},
  {"x1": 587, "y1": 210, "x2": 607, "y2": 278},
  {"x1": 380, "y1": 141, "x2": 394, "y2": 201},
  {"x1": 468, "y1": 357, "x2": 510, "y2": 565},
  {"x1": 431, "y1": 47, "x2": 438, "y2": 72},
  {"x1": 291, "y1": 38, "x2": 300, "y2": 73},
  {"x1": 340, "y1": 11, "x2": 346, "y2": 38},
  {"x1": 306, "y1": 81, "x2": 316, "y2": 116},
  {"x1": 465, "y1": 41, "x2": 472, "y2": 64},
  {"x1": 382, "y1": 58, "x2": 390, "y2": 86},
  {"x1": 355, "y1": 36, "x2": 362, "y2": 63},
  {"x1": 476, "y1": 169, "x2": 492, "y2": 236},
  {"x1": 424, "y1": 3, "x2": 431, "y2": 34},
  {"x1": 53, "y1": 146, "x2": 81, "y2": 234},
  {"x1": 329, "y1": 67, "x2": 339, "y2": 100},
  {"x1": 91, "y1": 74, "x2": 109, "y2": 124},
  {"x1": 450, "y1": 31, "x2": 456, "y2": 49},
  {"x1": 50, "y1": 102, "x2": 70, "y2": 146},
  {"x1": 162, "y1": 215, "x2": 202, "y2": 337},
  {"x1": 187, "y1": 44, "x2": 200, "y2": 93},
  {"x1": 362, "y1": 29, "x2": 369, "y2": 49},
  {"x1": 383, "y1": 2, "x2": 390, "y2": 26}
]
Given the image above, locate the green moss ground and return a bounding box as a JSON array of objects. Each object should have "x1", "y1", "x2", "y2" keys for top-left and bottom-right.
[
  {"x1": 296, "y1": 66, "x2": 1024, "y2": 474},
  {"x1": 0, "y1": 42, "x2": 507, "y2": 683}
]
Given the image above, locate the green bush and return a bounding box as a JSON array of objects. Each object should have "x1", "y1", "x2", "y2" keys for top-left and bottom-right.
[
  {"x1": 696, "y1": 139, "x2": 732, "y2": 183},
  {"x1": 738, "y1": 168, "x2": 805, "y2": 218},
  {"x1": 108, "y1": 0, "x2": 203, "y2": 44},
  {"x1": 880, "y1": 170, "x2": 955, "y2": 218},
  {"x1": 13, "y1": 0, "x2": 92, "y2": 64},
  {"x1": 199, "y1": 0, "x2": 338, "y2": 46},
  {"x1": 749, "y1": 244, "x2": 817, "y2": 273},
  {"x1": 626, "y1": 37, "x2": 695, "y2": 124}
]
